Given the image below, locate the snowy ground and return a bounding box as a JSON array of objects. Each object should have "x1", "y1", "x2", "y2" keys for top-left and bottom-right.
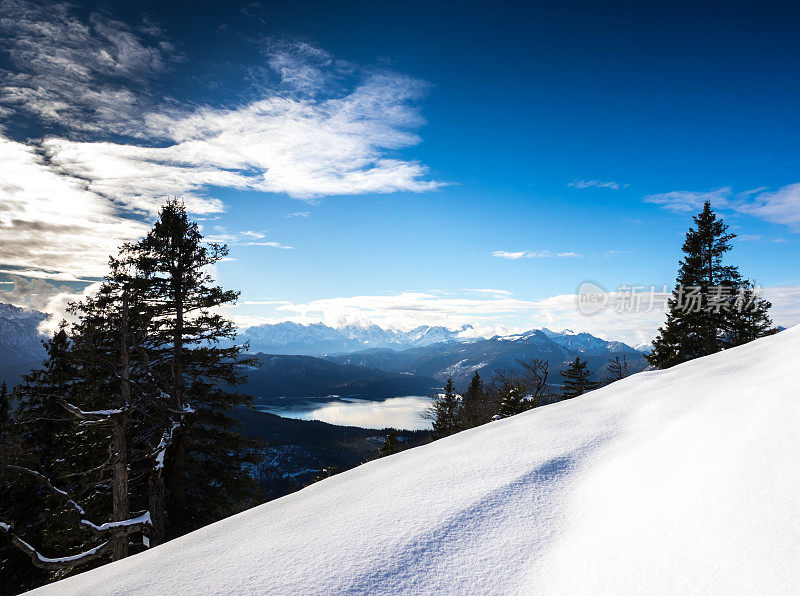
[{"x1": 34, "y1": 327, "x2": 800, "y2": 594}]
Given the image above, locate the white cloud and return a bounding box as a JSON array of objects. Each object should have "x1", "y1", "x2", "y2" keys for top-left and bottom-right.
[
  {"x1": 645, "y1": 184, "x2": 800, "y2": 232},
  {"x1": 0, "y1": 274, "x2": 70, "y2": 311},
  {"x1": 203, "y1": 229, "x2": 293, "y2": 250},
  {"x1": 241, "y1": 241, "x2": 293, "y2": 250},
  {"x1": 268, "y1": 291, "x2": 539, "y2": 332},
  {"x1": 462, "y1": 288, "x2": 513, "y2": 296},
  {"x1": 643, "y1": 187, "x2": 732, "y2": 213},
  {"x1": 569, "y1": 180, "x2": 628, "y2": 190},
  {"x1": 0, "y1": 2, "x2": 441, "y2": 278},
  {"x1": 227, "y1": 285, "x2": 800, "y2": 347},
  {"x1": 492, "y1": 250, "x2": 582, "y2": 260},
  {"x1": 287, "y1": 211, "x2": 310, "y2": 218},
  {"x1": 0, "y1": 274, "x2": 102, "y2": 335},
  {"x1": 0, "y1": 0, "x2": 173, "y2": 135},
  {"x1": 0, "y1": 135, "x2": 148, "y2": 279}
]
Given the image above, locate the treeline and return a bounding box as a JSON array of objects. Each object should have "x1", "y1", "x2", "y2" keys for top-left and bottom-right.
[
  {"x1": 424, "y1": 353, "x2": 630, "y2": 440},
  {"x1": 0, "y1": 201, "x2": 258, "y2": 593}
]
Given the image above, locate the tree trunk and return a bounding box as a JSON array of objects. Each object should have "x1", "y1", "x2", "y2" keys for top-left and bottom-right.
[
  {"x1": 148, "y1": 470, "x2": 166, "y2": 546},
  {"x1": 169, "y1": 241, "x2": 186, "y2": 528},
  {"x1": 111, "y1": 295, "x2": 131, "y2": 560},
  {"x1": 110, "y1": 417, "x2": 128, "y2": 560}
]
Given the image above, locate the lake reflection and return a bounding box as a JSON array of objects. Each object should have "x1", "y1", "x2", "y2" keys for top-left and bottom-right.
[{"x1": 256, "y1": 395, "x2": 435, "y2": 430}]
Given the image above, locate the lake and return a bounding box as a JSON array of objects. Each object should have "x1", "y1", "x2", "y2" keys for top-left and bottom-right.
[{"x1": 255, "y1": 395, "x2": 436, "y2": 430}]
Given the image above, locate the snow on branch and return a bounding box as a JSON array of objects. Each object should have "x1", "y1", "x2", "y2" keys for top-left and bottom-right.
[
  {"x1": 5, "y1": 466, "x2": 152, "y2": 535},
  {"x1": 0, "y1": 522, "x2": 112, "y2": 570},
  {"x1": 153, "y1": 404, "x2": 195, "y2": 471},
  {"x1": 59, "y1": 400, "x2": 123, "y2": 422},
  {"x1": 6, "y1": 465, "x2": 86, "y2": 516},
  {"x1": 81, "y1": 512, "x2": 152, "y2": 534}
]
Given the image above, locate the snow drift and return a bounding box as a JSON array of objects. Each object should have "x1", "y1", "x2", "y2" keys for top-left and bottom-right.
[{"x1": 34, "y1": 327, "x2": 800, "y2": 594}]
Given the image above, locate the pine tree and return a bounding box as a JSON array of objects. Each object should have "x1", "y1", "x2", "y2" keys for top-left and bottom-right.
[
  {"x1": 648, "y1": 201, "x2": 776, "y2": 368},
  {"x1": 723, "y1": 280, "x2": 777, "y2": 347},
  {"x1": 0, "y1": 317, "x2": 152, "y2": 582},
  {"x1": 1, "y1": 201, "x2": 258, "y2": 589},
  {"x1": 560, "y1": 357, "x2": 598, "y2": 398},
  {"x1": 603, "y1": 355, "x2": 631, "y2": 385},
  {"x1": 430, "y1": 377, "x2": 460, "y2": 439},
  {"x1": 497, "y1": 385, "x2": 526, "y2": 418},
  {"x1": 458, "y1": 371, "x2": 490, "y2": 429},
  {"x1": 647, "y1": 201, "x2": 741, "y2": 368},
  {"x1": 117, "y1": 199, "x2": 258, "y2": 539},
  {"x1": 379, "y1": 429, "x2": 400, "y2": 457},
  {"x1": 492, "y1": 359, "x2": 551, "y2": 418}
]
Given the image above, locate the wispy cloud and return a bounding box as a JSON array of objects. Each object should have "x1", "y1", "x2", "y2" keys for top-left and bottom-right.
[
  {"x1": 645, "y1": 184, "x2": 800, "y2": 232},
  {"x1": 492, "y1": 250, "x2": 582, "y2": 260},
  {"x1": 569, "y1": 179, "x2": 628, "y2": 190},
  {"x1": 204, "y1": 229, "x2": 293, "y2": 250},
  {"x1": 286, "y1": 211, "x2": 310, "y2": 218},
  {"x1": 0, "y1": 135, "x2": 148, "y2": 279},
  {"x1": 0, "y1": 1, "x2": 441, "y2": 278},
  {"x1": 0, "y1": 0, "x2": 175, "y2": 136}
]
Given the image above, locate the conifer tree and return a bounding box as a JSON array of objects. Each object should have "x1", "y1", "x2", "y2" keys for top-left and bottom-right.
[
  {"x1": 723, "y1": 280, "x2": 777, "y2": 347},
  {"x1": 560, "y1": 357, "x2": 598, "y2": 398},
  {"x1": 430, "y1": 377, "x2": 460, "y2": 439},
  {"x1": 379, "y1": 429, "x2": 400, "y2": 457},
  {"x1": 459, "y1": 371, "x2": 490, "y2": 429},
  {"x1": 648, "y1": 201, "x2": 775, "y2": 368},
  {"x1": 648, "y1": 201, "x2": 739, "y2": 368},
  {"x1": 1, "y1": 200, "x2": 258, "y2": 589},
  {"x1": 494, "y1": 359, "x2": 551, "y2": 418},
  {"x1": 497, "y1": 385, "x2": 526, "y2": 418},
  {"x1": 116, "y1": 199, "x2": 258, "y2": 539}
]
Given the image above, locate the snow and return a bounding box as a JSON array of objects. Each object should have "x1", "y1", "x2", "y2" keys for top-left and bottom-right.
[
  {"x1": 33, "y1": 327, "x2": 800, "y2": 594},
  {"x1": 82, "y1": 512, "x2": 152, "y2": 533}
]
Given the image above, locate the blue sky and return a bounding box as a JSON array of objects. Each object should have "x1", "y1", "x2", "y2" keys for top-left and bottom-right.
[{"x1": 0, "y1": 0, "x2": 799, "y2": 344}]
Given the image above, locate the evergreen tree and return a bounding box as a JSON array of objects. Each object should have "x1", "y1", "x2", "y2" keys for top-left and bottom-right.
[
  {"x1": 379, "y1": 429, "x2": 400, "y2": 457},
  {"x1": 497, "y1": 385, "x2": 527, "y2": 418},
  {"x1": 430, "y1": 377, "x2": 460, "y2": 439},
  {"x1": 1, "y1": 200, "x2": 259, "y2": 590},
  {"x1": 116, "y1": 199, "x2": 258, "y2": 539},
  {"x1": 603, "y1": 355, "x2": 631, "y2": 385},
  {"x1": 0, "y1": 381, "x2": 9, "y2": 428},
  {"x1": 493, "y1": 359, "x2": 551, "y2": 418},
  {"x1": 724, "y1": 280, "x2": 777, "y2": 347},
  {"x1": 647, "y1": 201, "x2": 741, "y2": 368},
  {"x1": 560, "y1": 357, "x2": 598, "y2": 398},
  {"x1": 458, "y1": 371, "x2": 490, "y2": 429}
]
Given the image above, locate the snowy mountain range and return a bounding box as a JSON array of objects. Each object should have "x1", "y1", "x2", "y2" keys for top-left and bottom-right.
[
  {"x1": 42, "y1": 326, "x2": 800, "y2": 594},
  {"x1": 328, "y1": 328, "x2": 648, "y2": 386},
  {"x1": 238, "y1": 321, "x2": 647, "y2": 361},
  {"x1": 239, "y1": 321, "x2": 470, "y2": 355},
  {"x1": 0, "y1": 303, "x2": 46, "y2": 364}
]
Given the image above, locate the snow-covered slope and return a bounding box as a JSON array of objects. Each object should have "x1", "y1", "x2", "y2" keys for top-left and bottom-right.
[{"x1": 36, "y1": 327, "x2": 800, "y2": 594}]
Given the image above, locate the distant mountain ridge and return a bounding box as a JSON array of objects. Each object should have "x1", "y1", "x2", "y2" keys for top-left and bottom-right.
[
  {"x1": 239, "y1": 321, "x2": 470, "y2": 355},
  {"x1": 0, "y1": 303, "x2": 48, "y2": 388},
  {"x1": 328, "y1": 328, "x2": 648, "y2": 387},
  {"x1": 0, "y1": 303, "x2": 47, "y2": 362}
]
